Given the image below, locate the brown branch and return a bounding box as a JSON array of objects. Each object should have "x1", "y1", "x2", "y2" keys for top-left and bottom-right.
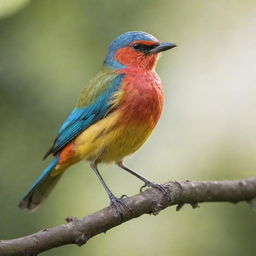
[{"x1": 1, "y1": 177, "x2": 256, "y2": 256}]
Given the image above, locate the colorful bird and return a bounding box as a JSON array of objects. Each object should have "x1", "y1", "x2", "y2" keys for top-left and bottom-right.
[{"x1": 19, "y1": 31, "x2": 176, "y2": 214}]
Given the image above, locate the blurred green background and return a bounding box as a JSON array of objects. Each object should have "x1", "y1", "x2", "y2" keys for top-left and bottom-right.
[{"x1": 1, "y1": 0, "x2": 256, "y2": 255}]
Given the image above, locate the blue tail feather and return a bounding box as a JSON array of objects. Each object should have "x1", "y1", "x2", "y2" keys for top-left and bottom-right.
[{"x1": 19, "y1": 157, "x2": 62, "y2": 210}]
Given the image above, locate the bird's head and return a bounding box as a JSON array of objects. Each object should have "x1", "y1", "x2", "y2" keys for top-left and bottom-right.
[{"x1": 104, "y1": 31, "x2": 176, "y2": 70}]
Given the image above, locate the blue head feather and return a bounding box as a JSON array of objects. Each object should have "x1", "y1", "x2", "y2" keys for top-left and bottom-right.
[{"x1": 104, "y1": 31, "x2": 159, "y2": 70}]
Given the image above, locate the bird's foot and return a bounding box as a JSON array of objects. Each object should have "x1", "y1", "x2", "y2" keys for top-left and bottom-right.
[
  {"x1": 140, "y1": 181, "x2": 172, "y2": 201},
  {"x1": 110, "y1": 195, "x2": 132, "y2": 220}
]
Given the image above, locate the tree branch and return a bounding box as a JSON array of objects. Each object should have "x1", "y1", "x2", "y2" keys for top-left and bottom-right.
[{"x1": 1, "y1": 177, "x2": 256, "y2": 256}]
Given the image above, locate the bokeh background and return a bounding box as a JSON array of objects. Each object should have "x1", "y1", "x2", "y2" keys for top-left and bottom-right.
[{"x1": 1, "y1": 0, "x2": 256, "y2": 255}]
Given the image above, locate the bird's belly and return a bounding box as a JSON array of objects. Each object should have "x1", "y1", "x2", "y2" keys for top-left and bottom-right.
[{"x1": 73, "y1": 111, "x2": 153, "y2": 163}]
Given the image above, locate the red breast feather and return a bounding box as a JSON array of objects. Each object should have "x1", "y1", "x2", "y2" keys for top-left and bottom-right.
[{"x1": 118, "y1": 67, "x2": 164, "y2": 128}]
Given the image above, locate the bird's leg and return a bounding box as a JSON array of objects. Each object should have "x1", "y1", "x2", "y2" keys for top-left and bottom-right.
[
  {"x1": 117, "y1": 161, "x2": 171, "y2": 201},
  {"x1": 90, "y1": 161, "x2": 131, "y2": 219}
]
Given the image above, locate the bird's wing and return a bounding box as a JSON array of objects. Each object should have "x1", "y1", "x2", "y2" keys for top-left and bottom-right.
[{"x1": 44, "y1": 70, "x2": 125, "y2": 159}]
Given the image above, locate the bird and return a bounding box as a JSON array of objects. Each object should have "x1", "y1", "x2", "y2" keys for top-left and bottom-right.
[{"x1": 18, "y1": 31, "x2": 176, "y2": 215}]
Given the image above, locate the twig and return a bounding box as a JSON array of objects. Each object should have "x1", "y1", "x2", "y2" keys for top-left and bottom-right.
[{"x1": 0, "y1": 177, "x2": 256, "y2": 256}]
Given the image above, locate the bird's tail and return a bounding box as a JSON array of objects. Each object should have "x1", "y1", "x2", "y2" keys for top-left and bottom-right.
[{"x1": 18, "y1": 157, "x2": 62, "y2": 211}]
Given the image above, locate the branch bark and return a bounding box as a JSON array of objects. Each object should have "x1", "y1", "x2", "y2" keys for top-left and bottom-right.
[{"x1": 1, "y1": 177, "x2": 256, "y2": 256}]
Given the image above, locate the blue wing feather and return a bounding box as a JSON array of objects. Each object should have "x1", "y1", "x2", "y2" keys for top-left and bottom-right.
[{"x1": 47, "y1": 73, "x2": 125, "y2": 156}]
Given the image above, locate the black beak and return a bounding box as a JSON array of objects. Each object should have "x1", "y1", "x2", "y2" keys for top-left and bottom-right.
[{"x1": 148, "y1": 42, "x2": 177, "y2": 54}]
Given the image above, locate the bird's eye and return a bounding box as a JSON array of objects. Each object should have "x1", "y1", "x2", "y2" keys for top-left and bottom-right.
[
  {"x1": 132, "y1": 43, "x2": 158, "y2": 53},
  {"x1": 133, "y1": 43, "x2": 141, "y2": 50}
]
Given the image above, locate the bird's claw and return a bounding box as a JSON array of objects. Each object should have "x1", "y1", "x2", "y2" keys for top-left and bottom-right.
[
  {"x1": 110, "y1": 195, "x2": 132, "y2": 220},
  {"x1": 140, "y1": 184, "x2": 147, "y2": 192},
  {"x1": 140, "y1": 181, "x2": 172, "y2": 201}
]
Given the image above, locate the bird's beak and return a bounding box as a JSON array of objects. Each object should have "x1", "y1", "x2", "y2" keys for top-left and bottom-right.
[{"x1": 148, "y1": 42, "x2": 177, "y2": 54}]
